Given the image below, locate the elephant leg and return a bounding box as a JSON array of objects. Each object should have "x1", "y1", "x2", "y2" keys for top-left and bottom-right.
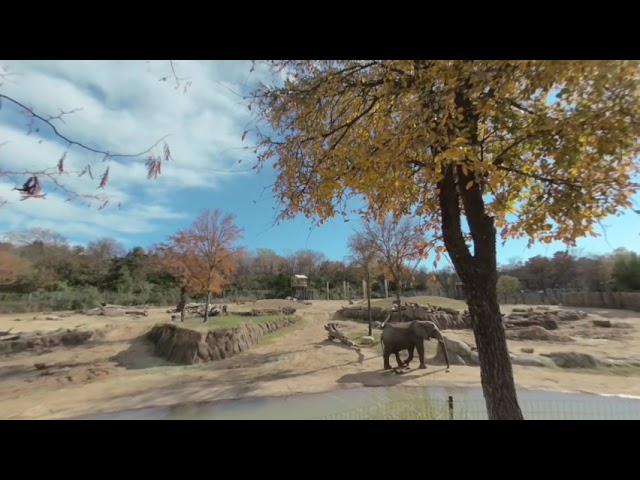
[
  {"x1": 383, "y1": 351, "x2": 392, "y2": 370},
  {"x1": 394, "y1": 352, "x2": 404, "y2": 368},
  {"x1": 416, "y1": 341, "x2": 426, "y2": 369},
  {"x1": 404, "y1": 345, "x2": 415, "y2": 366}
]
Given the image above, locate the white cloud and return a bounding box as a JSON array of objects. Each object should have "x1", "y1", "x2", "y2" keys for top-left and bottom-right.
[
  {"x1": 0, "y1": 179, "x2": 187, "y2": 238},
  {"x1": 0, "y1": 60, "x2": 270, "y2": 242}
]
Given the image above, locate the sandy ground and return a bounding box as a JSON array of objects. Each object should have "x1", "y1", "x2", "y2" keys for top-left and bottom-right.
[{"x1": 0, "y1": 299, "x2": 639, "y2": 420}]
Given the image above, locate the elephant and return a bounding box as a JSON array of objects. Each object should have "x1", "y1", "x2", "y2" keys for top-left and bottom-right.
[{"x1": 380, "y1": 320, "x2": 450, "y2": 371}]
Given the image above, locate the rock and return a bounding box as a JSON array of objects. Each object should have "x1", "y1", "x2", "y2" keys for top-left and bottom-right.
[
  {"x1": 442, "y1": 337, "x2": 472, "y2": 358},
  {"x1": 34, "y1": 362, "x2": 52, "y2": 370},
  {"x1": 506, "y1": 326, "x2": 574, "y2": 343},
  {"x1": 466, "y1": 351, "x2": 480, "y2": 366},
  {"x1": 541, "y1": 351, "x2": 600, "y2": 369},
  {"x1": 432, "y1": 342, "x2": 466, "y2": 366},
  {"x1": 520, "y1": 347, "x2": 534, "y2": 354},
  {"x1": 556, "y1": 310, "x2": 588, "y2": 321},
  {"x1": 45, "y1": 316, "x2": 62, "y2": 321},
  {"x1": 510, "y1": 354, "x2": 554, "y2": 367},
  {"x1": 360, "y1": 336, "x2": 375, "y2": 345},
  {"x1": 147, "y1": 316, "x2": 301, "y2": 365},
  {"x1": 593, "y1": 320, "x2": 611, "y2": 328},
  {"x1": 504, "y1": 316, "x2": 559, "y2": 330},
  {"x1": 281, "y1": 306, "x2": 296, "y2": 315}
]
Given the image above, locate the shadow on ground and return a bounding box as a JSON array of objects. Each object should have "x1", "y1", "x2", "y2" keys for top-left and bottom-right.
[
  {"x1": 109, "y1": 333, "x2": 321, "y2": 371},
  {"x1": 336, "y1": 366, "x2": 448, "y2": 387}
]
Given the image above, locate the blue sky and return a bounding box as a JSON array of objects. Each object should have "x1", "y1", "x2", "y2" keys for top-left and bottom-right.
[{"x1": 0, "y1": 60, "x2": 638, "y2": 267}]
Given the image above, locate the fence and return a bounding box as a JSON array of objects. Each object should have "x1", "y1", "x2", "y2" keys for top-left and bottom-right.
[
  {"x1": 315, "y1": 394, "x2": 640, "y2": 420},
  {"x1": 562, "y1": 291, "x2": 640, "y2": 312},
  {"x1": 0, "y1": 288, "x2": 181, "y2": 314}
]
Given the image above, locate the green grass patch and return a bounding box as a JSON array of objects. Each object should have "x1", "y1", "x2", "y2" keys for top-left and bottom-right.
[
  {"x1": 178, "y1": 315, "x2": 284, "y2": 331},
  {"x1": 259, "y1": 318, "x2": 306, "y2": 345},
  {"x1": 371, "y1": 296, "x2": 467, "y2": 311},
  {"x1": 327, "y1": 390, "x2": 471, "y2": 420}
]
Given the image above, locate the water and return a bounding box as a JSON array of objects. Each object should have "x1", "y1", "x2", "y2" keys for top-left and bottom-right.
[{"x1": 76, "y1": 386, "x2": 640, "y2": 420}]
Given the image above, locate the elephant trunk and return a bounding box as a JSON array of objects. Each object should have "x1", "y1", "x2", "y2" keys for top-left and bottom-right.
[{"x1": 437, "y1": 337, "x2": 450, "y2": 369}]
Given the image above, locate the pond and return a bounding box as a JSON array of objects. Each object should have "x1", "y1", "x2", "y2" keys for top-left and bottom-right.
[{"x1": 77, "y1": 386, "x2": 640, "y2": 420}]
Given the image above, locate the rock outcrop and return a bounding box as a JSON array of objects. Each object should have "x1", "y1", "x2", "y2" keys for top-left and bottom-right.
[
  {"x1": 337, "y1": 306, "x2": 470, "y2": 330},
  {"x1": 147, "y1": 316, "x2": 301, "y2": 365},
  {"x1": 0, "y1": 328, "x2": 108, "y2": 356},
  {"x1": 505, "y1": 326, "x2": 574, "y2": 343}
]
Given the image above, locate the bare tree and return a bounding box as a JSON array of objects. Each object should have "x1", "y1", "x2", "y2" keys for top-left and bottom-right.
[
  {"x1": 0, "y1": 61, "x2": 188, "y2": 208},
  {"x1": 361, "y1": 215, "x2": 425, "y2": 319},
  {"x1": 347, "y1": 231, "x2": 380, "y2": 336}
]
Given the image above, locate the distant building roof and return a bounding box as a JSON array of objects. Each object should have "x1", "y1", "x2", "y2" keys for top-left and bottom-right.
[{"x1": 293, "y1": 274, "x2": 308, "y2": 279}]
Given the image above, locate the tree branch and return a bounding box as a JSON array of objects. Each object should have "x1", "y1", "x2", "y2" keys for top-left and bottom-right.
[
  {"x1": 0, "y1": 94, "x2": 170, "y2": 160},
  {"x1": 495, "y1": 164, "x2": 582, "y2": 190}
]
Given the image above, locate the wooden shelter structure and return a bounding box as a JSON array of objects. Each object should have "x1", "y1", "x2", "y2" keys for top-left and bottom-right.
[{"x1": 291, "y1": 274, "x2": 312, "y2": 300}]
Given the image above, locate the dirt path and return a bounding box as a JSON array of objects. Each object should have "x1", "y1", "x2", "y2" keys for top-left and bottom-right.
[{"x1": 0, "y1": 300, "x2": 639, "y2": 419}]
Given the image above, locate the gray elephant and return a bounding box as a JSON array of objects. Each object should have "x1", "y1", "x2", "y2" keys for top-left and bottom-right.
[{"x1": 380, "y1": 320, "x2": 450, "y2": 370}]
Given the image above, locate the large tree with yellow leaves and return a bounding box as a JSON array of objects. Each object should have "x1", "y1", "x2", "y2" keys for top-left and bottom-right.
[{"x1": 250, "y1": 60, "x2": 640, "y2": 420}]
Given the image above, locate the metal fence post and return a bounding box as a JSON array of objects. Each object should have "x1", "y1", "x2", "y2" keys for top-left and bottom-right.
[{"x1": 448, "y1": 395, "x2": 454, "y2": 420}]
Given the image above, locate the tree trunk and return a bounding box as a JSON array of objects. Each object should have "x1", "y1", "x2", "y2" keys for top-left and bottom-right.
[
  {"x1": 366, "y1": 275, "x2": 372, "y2": 336},
  {"x1": 465, "y1": 270, "x2": 523, "y2": 420},
  {"x1": 177, "y1": 285, "x2": 188, "y2": 322},
  {"x1": 203, "y1": 292, "x2": 211, "y2": 323},
  {"x1": 394, "y1": 274, "x2": 402, "y2": 322},
  {"x1": 438, "y1": 160, "x2": 523, "y2": 420}
]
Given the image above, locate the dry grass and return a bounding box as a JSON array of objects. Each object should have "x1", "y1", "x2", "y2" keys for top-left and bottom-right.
[
  {"x1": 177, "y1": 315, "x2": 284, "y2": 331},
  {"x1": 259, "y1": 318, "x2": 307, "y2": 345}
]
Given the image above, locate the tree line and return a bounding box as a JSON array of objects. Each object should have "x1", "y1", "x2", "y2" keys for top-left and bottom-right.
[{"x1": 2, "y1": 218, "x2": 638, "y2": 312}]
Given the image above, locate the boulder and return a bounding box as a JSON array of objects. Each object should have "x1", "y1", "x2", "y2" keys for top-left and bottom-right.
[
  {"x1": 432, "y1": 343, "x2": 466, "y2": 366},
  {"x1": 592, "y1": 320, "x2": 611, "y2": 328},
  {"x1": 504, "y1": 316, "x2": 559, "y2": 330},
  {"x1": 510, "y1": 354, "x2": 554, "y2": 368},
  {"x1": 541, "y1": 351, "x2": 600, "y2": 369},
  {"x1": 442, "y1": 337, "x2": 472, "y2": 358},
  {"x1": 520, "y1": 347, "x2": 534, "y2": 354},
  {"x1": 466, "y1": 351, "x2": 480, "y2": 366},
  {"x1": 556, "y1": 310, "x2": 588, "y2": 321},
  {"x1": 506, "y1": 326, "x2": 574, "y2": 343},
  {"x1": 360, "y1": 336, "x2": 375, "y2": 345}
]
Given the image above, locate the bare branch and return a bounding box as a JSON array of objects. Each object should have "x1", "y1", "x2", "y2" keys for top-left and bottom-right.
[{"x1": 0, "y1": 93, "x2": 170, "y2": 160}]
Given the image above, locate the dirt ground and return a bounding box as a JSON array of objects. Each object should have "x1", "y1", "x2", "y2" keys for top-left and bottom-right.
[{"x1": 0, "y1": 299, "x2": 639, "y2": 420}]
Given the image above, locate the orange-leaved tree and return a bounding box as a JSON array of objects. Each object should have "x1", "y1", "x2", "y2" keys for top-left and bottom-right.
[
  {"x1": 250, "y1": 60, "x2": 640, "y2": 420},
  {"x1": 163, "y1": 209, "x2": 243, "y2": 322},
  {"x1": 0, "y1": 248, "x2": 31, "y2": 287}
]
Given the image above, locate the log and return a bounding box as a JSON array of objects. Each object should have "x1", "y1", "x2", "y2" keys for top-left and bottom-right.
[
  {"x1": 593, "y1": 320, "x2": 611, "y2": 328},
  {"x1": 100, "y1": 303, "x2": 139, "y2": 309},
  {"x1": 504, "y1": 317, "x2": 559, "y2": 331},
  {"x1": 0, "y1": 328, "x2": 13, "y2": 337},
  {"x1": 1, "y1": 334, "x2": 20, "y2": 341},
  {"x1": 125, "y1": 310, "x2": 149, "y2": 316},
  {"x1": 324, "y1": 323, "x2": 359, "y2": 349}
]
